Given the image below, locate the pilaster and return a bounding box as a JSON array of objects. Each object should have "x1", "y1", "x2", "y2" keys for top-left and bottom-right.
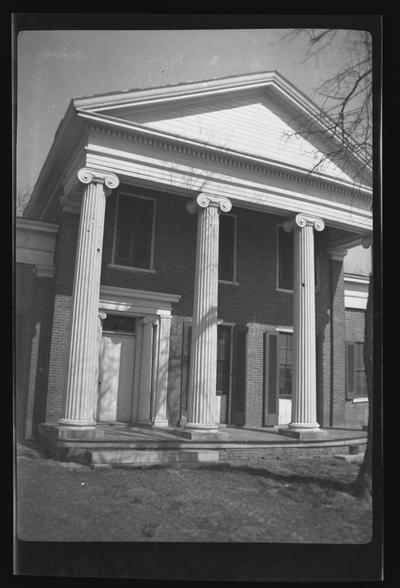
[{"x1": 152, "y1": 315, "x2": 171, "y2": 428}]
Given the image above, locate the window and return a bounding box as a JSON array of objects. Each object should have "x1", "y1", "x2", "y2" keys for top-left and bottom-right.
[
  {"x1": 278, "y1": 333, "x2": 293, "y2": 397},
  {"x1": 113, "y1": 193, "x2": 155, "y2": 269},
  {"x1": 217, "y1": 325, "x2": 232, "y2": 396},
  {"x1": 219, "y1": 214, "x2": 236, "y2": 282},
  {"x1": 277, "y1": 225, "x2": 319, "y2": 291},
  {"x1": 346, "y1": 342, "x2": 367, "y2": 400}
]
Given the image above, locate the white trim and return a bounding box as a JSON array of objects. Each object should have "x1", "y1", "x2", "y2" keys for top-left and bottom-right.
[
  {"x1": 74, "y1": 70, "x2": 371, "y2": 177},
  {"x1": 99, "y1": 286, "x2": 181, "y2": 318},
  {"x1": 344, "y1": 274, "x2": 370, "y2": 285},
  {"x1": 345, "y1": 292, "x2": 368, "y2": 310},
  {"x1": 16, "y1": 218, "x2": 59, "y2": 234},
  {"x1": 219, "y1": 280, "x2": 240, "y2": 286},
  {"x1": 111, "y1": 189, "x2": 157, "y2": 271},
  {"x1": 352, "y1": 397, "x2": 368, "y2": 404},
  {"x1": 85, "y1": 143, "x2": 372, "y2": 233},
  {"x1": 82, "y1": 113, "x2": 372, "y2": 198},
  {"x1": 107, "y1": 264, "x2": 156, "y2": 274},
  {"x1": 276, "y1": 326, "x2": 293, "y2": 333}
]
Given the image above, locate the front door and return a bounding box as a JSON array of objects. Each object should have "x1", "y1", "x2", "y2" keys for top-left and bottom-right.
[{"x1": 97, "y1": 315, "x2": 137, "y2": 422}]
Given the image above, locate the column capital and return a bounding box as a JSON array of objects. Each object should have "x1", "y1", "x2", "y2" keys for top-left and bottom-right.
[
  {"x1": 283, "y1": 214, "x2": 325, "y2": 233},
  {"x1": 62, "y1": 168, "x2": 120, "y2": 212},
  {"x1": 186, "y1": 194, "x2": 232, "y2": 215},
  {"x1": 141, "y1": 315, "x2": 157, "y2": 325},
  {"x1": 362, "y1": 234, "x2": 372, "y2": 249},
  {"x1": 327, "y1": 246, "x2": 348, "y2": 261},
  {"x1": 77, "y1": 168, "x2": 120, "y2": 196}
]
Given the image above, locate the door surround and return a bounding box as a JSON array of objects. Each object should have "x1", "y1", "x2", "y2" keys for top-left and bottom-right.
[{"x1": 98, "y1": 285, "x2": 181, "y2": 426}]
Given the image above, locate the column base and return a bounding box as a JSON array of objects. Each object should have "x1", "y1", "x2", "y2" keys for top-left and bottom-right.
[
  {"x1": 174, "y1": 427, "x2": 229, "y2": 441},
  {"x1": 152, "y1": 417, "x2": 170, "y2": 428},
  {"x1": 278, "y1": 426, "x2": 327, "y2": 441},
  {"x1": 40, "y1": 423, "x2": 104, "y2": 441},
  {"x1": 58, "y1": 418, "x2": 96, "y2": 429}
]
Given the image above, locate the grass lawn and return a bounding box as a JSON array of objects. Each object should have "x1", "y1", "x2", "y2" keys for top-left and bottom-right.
[{"x1": 15, "y1": 444, "x2": 372, "y2": 543}]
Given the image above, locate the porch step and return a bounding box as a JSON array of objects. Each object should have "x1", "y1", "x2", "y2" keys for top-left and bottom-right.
[{"x1": 90, "y1": 448, "x2": 219, "y2": 466}]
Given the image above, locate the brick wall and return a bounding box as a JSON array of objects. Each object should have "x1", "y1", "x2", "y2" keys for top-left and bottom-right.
[
  {"x1": 15, "y1": 264, "x2": 36, "y2": 440},
  {"x1": 15, "y1": 264, "x2": 56, "y2": 439},
  {"x1": 44, "y1": 208, "x2": 79, "y2": 422}
]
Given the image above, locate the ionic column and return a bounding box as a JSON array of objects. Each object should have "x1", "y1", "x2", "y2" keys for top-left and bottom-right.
[
  {"x1": 185, "y1": 194, "x2": 232, "y2": 429},
  {"x1": 152, "y1": 315, "x2": 171, "y2": 428},
  {"x1": 59, "y1": 168, "x2": 119, "y2": 427},
  {"x1": 283, "y1": 214, "x2": 325, "y2": 431}
]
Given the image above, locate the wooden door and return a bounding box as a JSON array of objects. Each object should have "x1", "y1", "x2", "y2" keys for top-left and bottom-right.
[{"x1": 97, "y1": 333, "x2": 136, "y2": 422}]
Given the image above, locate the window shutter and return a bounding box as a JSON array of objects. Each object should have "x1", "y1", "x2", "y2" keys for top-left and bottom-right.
[
  {"x1": 181, "y1": 323, "x2": 192, "y2": 411},
  {"x1": 346, "y1": 343, "x2": 356, "y2": 400},
  {"x1": 230, "y1": 325, "x2": 248, "y2": 425},
  {"x1": 264, "y1": 332, "x2": 279, "y2": 426}
]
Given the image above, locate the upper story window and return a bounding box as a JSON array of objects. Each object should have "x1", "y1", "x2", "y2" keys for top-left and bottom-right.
[
  {"x1": 219, "y1": 214, "x2": 237, "y2": 283},
  {"x1": 276, "y1": 225, "x2": 319, "y2": 291},
  {"x1": 112, "y1": 192, "x2": 156, "y2": 270}
]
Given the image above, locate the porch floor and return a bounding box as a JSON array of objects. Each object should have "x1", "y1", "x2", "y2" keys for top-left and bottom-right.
[
  {"x1": 99, "y1": 422, "x2": 367, "y2": 447},
  {"x1": 38, "y1": 422, "x2": 368, "y2": 466}
]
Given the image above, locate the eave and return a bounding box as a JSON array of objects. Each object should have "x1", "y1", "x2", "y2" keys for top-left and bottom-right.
[{"x1": 79, "y1": 110, "x2": 372, "y2": 198}]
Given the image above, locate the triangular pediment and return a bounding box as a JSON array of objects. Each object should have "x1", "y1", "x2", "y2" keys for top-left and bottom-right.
[{"x1": 77, "y1": 72, "x2": 371, "y2": 186}]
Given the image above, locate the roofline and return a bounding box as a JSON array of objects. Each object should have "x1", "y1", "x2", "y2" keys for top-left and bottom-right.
[{"x1": 74, "y1": 70, "x2": 372, "y2": 172}]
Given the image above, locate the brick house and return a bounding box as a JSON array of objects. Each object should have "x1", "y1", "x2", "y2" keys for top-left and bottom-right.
[{"x1": 15, "y1": 71, "x2": 372, "y2": 444}]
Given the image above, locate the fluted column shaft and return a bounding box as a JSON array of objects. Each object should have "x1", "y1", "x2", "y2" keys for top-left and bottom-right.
[
  {"x1": 284, "y1": 214, "x2": 325, "y2": 430},
  {"x1": 186, "y1": 194, "x2": 232, "y2": 429},
  {"x1": 59, "y1": 168, "x2": 119, "y2": 427}
]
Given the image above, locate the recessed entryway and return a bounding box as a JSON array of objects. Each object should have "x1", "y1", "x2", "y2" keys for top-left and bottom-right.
[{"x1": 97, "y1": 315, "x2": 137, "y2": 423}]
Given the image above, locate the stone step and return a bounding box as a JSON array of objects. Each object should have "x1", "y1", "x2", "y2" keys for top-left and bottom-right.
[{"x1": 90, "y1": 449, "x2": 219, "y2": 466}]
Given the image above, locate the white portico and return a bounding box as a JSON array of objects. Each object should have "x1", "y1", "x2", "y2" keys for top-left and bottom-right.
[{"x1": 24, "y1": 71, "x2": 372, "y2": 440}]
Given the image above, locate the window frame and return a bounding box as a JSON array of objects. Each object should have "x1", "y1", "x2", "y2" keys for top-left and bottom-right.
[
  {"x1": 109, "y1": 190, "x2": 157, "y2": 273},
  {"x1": 346, "y1": 341, "x2": 368, "y2": 402},
  {"x1": 218, "y1": 213, "x2": 238, "y2": 285},
  {"x1": 276, "y1": 224, "x2": 320, "y2": 293},
  {"x1": 277, "y1": 328, "x2": 293, "y2": 399}
]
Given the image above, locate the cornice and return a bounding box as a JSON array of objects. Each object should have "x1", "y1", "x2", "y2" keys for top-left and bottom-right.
[
  {"x1": 81, "y1": 114, "x2": 372, "y2": 202},
  {"x1": 16, "y1": 218, "x2": 59, "y2": 234}
]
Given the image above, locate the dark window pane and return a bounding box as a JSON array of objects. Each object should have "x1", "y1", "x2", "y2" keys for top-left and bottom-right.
[
  {"x1": 278, "y1": 227, "x2": 318, "y2": 290},
  {"x1": 103, "y1": 315, "x2": 136, "y2": 334},
  {"x1": 115, "y1": 194, "x2": 154, "y2": 268},
  {"x1": 217, "y1": 325, "x2": 231, "y2": 395},
  {"x1": 278, "y1": 226, "x2": 293, "y2": 290},
  {"x1": 347, "y1": 344, "x2": 355, "y2": 394},
  {"x1": 219, "y1": 215, "x2": 235, "y2": 281}
]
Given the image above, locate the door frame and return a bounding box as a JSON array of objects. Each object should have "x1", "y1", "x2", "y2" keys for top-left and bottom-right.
[
  {"x1": 276, "y1": 326, "x2": 293, "y2": 426},
  {"x1": 98, "y1": 328, "x2": 137, "y2": 422}
]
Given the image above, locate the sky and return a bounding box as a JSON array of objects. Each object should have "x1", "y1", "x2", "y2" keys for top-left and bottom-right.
[{"x1": 16, "y1": 27, "x2": 359, "y2": 210}]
